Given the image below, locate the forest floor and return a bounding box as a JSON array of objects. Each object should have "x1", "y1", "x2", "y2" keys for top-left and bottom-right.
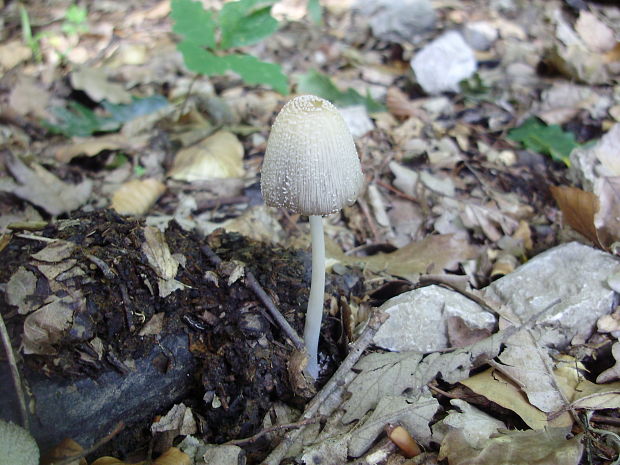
[{"x1": 1, "y1": 0, "x2": 620, "y2": 464}]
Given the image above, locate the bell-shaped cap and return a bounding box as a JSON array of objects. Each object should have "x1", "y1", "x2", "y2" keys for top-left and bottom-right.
[{"x1": 261, "y1": 95, "x2": 364, "y2": 216}]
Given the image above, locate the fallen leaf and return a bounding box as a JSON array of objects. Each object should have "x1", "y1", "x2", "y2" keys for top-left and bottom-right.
[
  {"x1": 4, "y1": 156, "x2": 92, "y2": 216},
  {"x1": 434, "y1": 399, "x2": 506, "y2": 448},
  {"x1": 55, "y1": 134, "x2": 150, "y2": 163},
  {"x1": 41, "y1": 438, "x2": 86, "y2": 465},
  {"x1": 550, "y1": 185, "x2": 600, "y2": 246},
  {"x1": 6, "y1": 267, "x2": 38, "y2": 314},
  {"x1": 168, "y1": 130, "x2": 245, "y2": 181},
  {"x1": 31, "y1": 240, "x2": 76, "y2": 263},
  {"x1": 151, "y1": 403, "x2": 196, "y2": 436},
  {"x1": 142, "y1": 226, "x2": 178, "y2": 281},
  {"x1": 460, "y1": 369, "x2": 572, "y2": 429},
  {"x1": 575, "y1": 11, "x2": 615, "y2": 53},
  {"x1": 70, "y1": 67, "x2": 132, "y2": 104},
  {"x1": 8, "y1": 76, "x2": 51, "y2": 119},
  {"x1": 0, "y1": 40, "x2": 32, "y2": 71},
  {"x1": 439, "y1": 427, "x2": 582, "y2": 465},
  {"x1": 90, "y1": 447, "x2": 190, "y2": 465},
  {"x1": 496, "y1": 331, "x2": 565, "y2": 413},
  {"x1": 23, "y1": 295, "x2": 78, "y2": 355},
  {"x1": 111, "y1": 178, "x2": 166, "y2": 216},
  {"x1": 329, "y1": 234, "x2": 477, "y2": 281}
]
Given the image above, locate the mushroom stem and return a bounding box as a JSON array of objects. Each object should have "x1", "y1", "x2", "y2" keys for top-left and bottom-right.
[{"x1": 304, "y1": 215, "x2": 326, "y2": 378}]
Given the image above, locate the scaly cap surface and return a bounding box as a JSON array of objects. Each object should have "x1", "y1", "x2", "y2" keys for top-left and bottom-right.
[{"x1": 261, "y1": 95, "x2": 364, "y2": 215}]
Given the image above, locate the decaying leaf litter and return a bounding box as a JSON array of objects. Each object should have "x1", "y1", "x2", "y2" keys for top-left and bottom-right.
[{"x1": 1, "y1": 0, "x2": 620, "y2": 463}]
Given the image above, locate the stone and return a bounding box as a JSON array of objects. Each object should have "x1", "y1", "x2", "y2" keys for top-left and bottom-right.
[
  {"x1": 373, "y1": 285, "x2": 496, "y2": 352},
  {"x1": 484, "y1": 242, "x2": 620, "y2": 347},
  {"x1": 411, "y1": 31, "x2": 477, "y2": 94},
  {"x1": 355, "y1": 0, "x2": 436, "y2": 43}
]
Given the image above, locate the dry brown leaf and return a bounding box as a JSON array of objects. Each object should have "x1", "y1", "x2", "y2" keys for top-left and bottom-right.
[
  {"x1": 8, "y1": 76, "x2": 51, "y2": 119},
  {"x1": 329, "y1": 234, "x2": 477, "y2": 281},
  {"x1": 90, "y1": 447, "x2": 190, "y2": 465},
  {"x1": 550, "y1": 185, "x2": 600, "y2": 246},
  {"x1": 110, "y1": 178, "x2": 166, "y2": 216},
  {"x1": 55, "y1": 134, "x2": 150, "y2": 163},
  {"x1": 460, "y1": 369, "x2": 572, "y2": 430},
  {"x1": 23, "y1": 295, "x2": 78, "y2": 355},
  {"x1": 4, "y1": 156, "x2": 93, "y2": 216},
  {"x1": 40, "y1": 437, "x2": 86, "y2": 465},
  {"x1": 439, "y1": 427, "x2": 582, "y2": 465},
  {"x1": 168, "y1": 131, "x2": 244, "y2": 182},
  {"x1": 70, "y1": 67, "x2": 132, "y2": 104},
  {"x1": 386, "y1": 87, "x2": 427, "y2": 120}
]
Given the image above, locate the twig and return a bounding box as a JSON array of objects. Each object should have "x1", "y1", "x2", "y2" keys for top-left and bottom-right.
[
  {"x1": 201, "y1": 244, "x2": 305, "y2": 351},
  {"x1": 0, "y1": 312, "x2": 29, "y2": 429},
  {"x1": 262, "y1": 310, "x2": 389, "y2": 465},
  {"x1": 194, "y1": 195, "x2": 250, "y2": 212},
  {"x1": 15, "y1": 233, "x2": 57, "y2": 243},
  {"x1": 50, "y1": 421, "x2": 125, "y2": 465},
  {"x1": 225, "y1": 416, "x2": 323, "y2": 447}
]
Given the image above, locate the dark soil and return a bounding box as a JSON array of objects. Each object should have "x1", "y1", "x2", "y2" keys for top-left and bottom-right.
[{"x1": 0, "y1": 209, "x2": 363, "y2": 461}]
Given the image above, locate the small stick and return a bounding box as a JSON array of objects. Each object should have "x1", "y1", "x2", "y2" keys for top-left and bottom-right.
[
  {"x1": 225, "y1": 416, "x2": 323, "y2": 447},
  {"x1": 200, "y1": 244, "x2": 305, "y2": 351},
  {"x1": 0, "y1": 311, "x2": 29, "y2": 429},
  {"x1": 262, "y1": 310, "x2": 388, "y2": 465}
]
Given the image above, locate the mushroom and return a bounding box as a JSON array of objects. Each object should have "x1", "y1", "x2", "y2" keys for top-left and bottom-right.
[{"x1": 261, "y1": 95, "x2": 364, "y2": 378}]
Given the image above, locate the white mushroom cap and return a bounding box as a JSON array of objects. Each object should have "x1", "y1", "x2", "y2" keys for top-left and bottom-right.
[{"x1": 261, "y1": 95, "x2": 364, "y2": 216}]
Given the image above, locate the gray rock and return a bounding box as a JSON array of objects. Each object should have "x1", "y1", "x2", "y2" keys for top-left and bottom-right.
[
  {"x1": 355, "y1": 0, "x2": 436, "y2": 43},
  {"x1": 484, "y1": 242, "x2": 620, "y2": 347},
  {"x1": 373, "y1": 285, "x2": 496, "y2": 352},
  {"x1": 411, "y1": 31, "x2": 477, "y2": 94},
  {"x1": 339, "y1": 105, "x2": 374, "y2": 138},
  {"x1": 462, "y1": 21, "x2": 498, "y2": 51}
]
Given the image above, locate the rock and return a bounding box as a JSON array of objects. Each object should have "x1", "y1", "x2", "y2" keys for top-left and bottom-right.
[
  {"x1": 0, "y1": 332, "x2": 197, "y2": 452},
  {"x1": 462, "y1": 21, "x2": 498, "y2": 51},
  {"x1": 411, "y1": 31, "x2": 477, "y2": 94},
  {"x1": 569, "y1": 123, "x2": 620, "y2": 191},
  {"x1": 483, "y1": 242, "x2": 620, "y2": 347},
  {"x1": 355, "y1": 0, "x2": 436, "y2": 43},
  {"x1": 373, "y1": 285, "x2": 496, "y2": 352},
  {"x1": 339, "y1": 105, "x2": 374, "y2": 138}
]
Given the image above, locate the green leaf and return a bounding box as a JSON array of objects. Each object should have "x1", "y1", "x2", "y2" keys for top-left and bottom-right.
[
  {"x1": 102, "y1": 95, "x2": 169, "y2": 123},
  {"x1": 171, "y1": 0, "x2": 216, "y2": 48},
  {"x1": 43, "y1": 96, "x2": 170, "y2": 138},
  {"x1": 297, "y1": 69, "x2": 384, "y2": 112},
  {"x1": 508, "y1": 117, "x2": 578, "y2": 166},
  {"x1": 177, "y1": 41, "x2": 229, "y2": 75},
  {"x1": 223, "y1": 54, "x2": 289, "y2": 94},
  {"x1": 43, "y1": 102, "x2": 119, "y2": 137},
  {"x1": 219, "y1": 0, "x2": 278, "y2": 49},
  {"x1": 307, "y1": 0, "x2": 322, "y2": 24}
]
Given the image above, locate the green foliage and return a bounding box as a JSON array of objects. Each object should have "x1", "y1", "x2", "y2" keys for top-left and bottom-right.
[
  {"x1": 508, "y1": 117, "x2": 579, "y2": 166},
  {"x1": 307, "y1": 0, "x2": 322, "y2": 24},
  {"x1": 44, "y1": 95, "x2": 169, "y2": 138},
  {"x1": 297, "y1": 69, "x2": 384, "y2": 112},
  {"x1": 171, "y1": 0, "x2": 288, "y2": 94},
  {"x1": 62, "y1": 4, "x2": 89, "y2": 36},
  {"x1": 219, "y1": 0, "x2": 279, "y2": 49},
  {"x1": 20, "y1": 5, "x2": 42, "y2": 62},
  {"x1": 459, "y1": 73, "x2": 490, "y2": 101}
]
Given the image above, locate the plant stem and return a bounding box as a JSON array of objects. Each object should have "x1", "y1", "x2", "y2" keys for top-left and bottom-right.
[{"x1": 304, "y1": 215, "x2": 325, "y2": 379}]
